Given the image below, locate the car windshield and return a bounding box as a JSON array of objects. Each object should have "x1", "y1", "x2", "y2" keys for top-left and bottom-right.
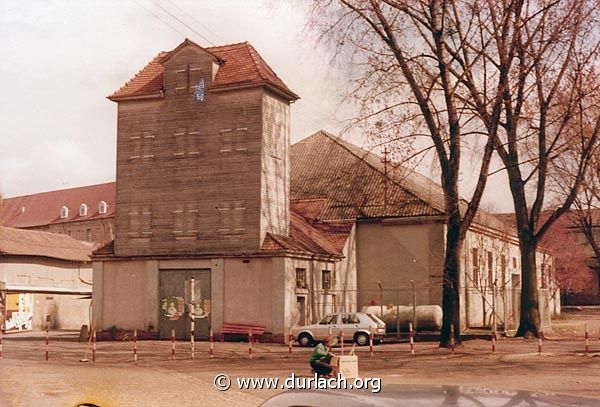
[
  {"x1": 318, "y1": 314, "x2": 337, "y2": 324},
  {"x1": 366, "y1": 313, "x2": 385, "y2": 325}
]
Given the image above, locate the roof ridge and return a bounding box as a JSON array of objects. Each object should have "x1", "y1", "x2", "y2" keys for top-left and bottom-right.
[
  {"x1": 206, "y1": 40, "x2": 250, "y2": 50},
  {"x1": 2, "y1": 181, "x2": 116, "y2": 200}
]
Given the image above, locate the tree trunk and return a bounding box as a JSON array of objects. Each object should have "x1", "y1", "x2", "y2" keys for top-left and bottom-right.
[
  {"x1": 516, "y1": 235, "x2": 541, "y2": 338},
  {"x1": 440, "y1": 218, "x2": 463, "y2": 347}
]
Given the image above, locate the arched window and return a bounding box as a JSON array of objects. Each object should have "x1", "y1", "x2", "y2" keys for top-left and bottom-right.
[
  {"x1": 79, "y1": 203, "x2": 88, "y2": 217},
  {"x1": 98, "y1": 201, "x2": 108, "y2": 215},
  {"x1": 60, "y1": 206, "x2": 69, "y2": 219}
]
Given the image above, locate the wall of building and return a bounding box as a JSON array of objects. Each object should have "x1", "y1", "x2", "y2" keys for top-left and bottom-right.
[
  {"x1": 355, "y1": 220, "x2": 445, "y2": 309},
  {"x1": 461, "y1": 226, "x2": 558, "y2": 330},
  {"x1": 113, "y1": 44, "x2": 290, "y2": 257},
  {"x1": 0, "y1": 256, "x2": 92, "y2": 293},
  {"x1": 92, "y1": 260, "x2": 151, "y2": 331},
  {"x1": 28, "y1": 218, "x2": 113, "y2": 246},
  {"x1": 0, "y1": 256, "x2": 92, "y2": 331},
  {"x1": 260, "y1": 92, "x2": 290, "y2": 241},
  {"x1": 32, "y1": 294, "x2": 91, "y2": 330}
]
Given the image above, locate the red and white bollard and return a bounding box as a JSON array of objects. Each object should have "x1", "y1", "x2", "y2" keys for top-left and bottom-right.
[
  {"x1": 248, "y1": 330, "x2": 253, "y2": 359},
  {"x1": 133, "y1": 329, "x2": 138, "y2": 364},
  {"x1": 209, "y1": 328, "x2": 214, "y2": 359},
  {"x1": 538, "y1": 331, "x2": 543, "y2": 355},
  {"x1": 45, "y1": 327, "x2": 49, "y2": 361},
  {"x1": 340, "y1": 329, "x2": 345, "y2": 355},
  {"x1": 585, "y1": 324, "x2": 589, "y2": 355},
  {"x1": 409, "y1": 322, "x2": 415, "y2": 356},
  {"x1": 171, "y1": 328, "x2": 176, "y2": 359},
  {"x1": 92, "y1": 331, "x2": 96, "y2": 362},
  {"x1": 450, "y1": 324, "x2": 455, "y2": 354},
  {"x1": 288, "y1": 327, "x2": 293, "y2": 355},
  {"x1": 491, "y1": 329, "x2": 497, "y2": 354},
  {"x1": 369, "y1": 330, "x2": 374, "y2": 357}
]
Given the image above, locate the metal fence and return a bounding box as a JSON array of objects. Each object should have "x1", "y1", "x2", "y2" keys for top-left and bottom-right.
[{"x1": 304, "y1": 284, "x2": 560, "y2": 333}]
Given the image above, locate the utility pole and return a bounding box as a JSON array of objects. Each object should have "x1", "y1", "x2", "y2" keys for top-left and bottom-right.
[{"x1": 381, "y1": 148, "x2": 390, "y2": 209}]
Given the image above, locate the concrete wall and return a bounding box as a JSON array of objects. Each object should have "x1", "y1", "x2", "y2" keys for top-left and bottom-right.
[
  {"x1": 356, "y1": 220, "x2": 445, "y2": 309},
  {"x1": 32, "y1": 294, "x2": 91, "y2": 330},
  {"x1": 93, "y1": 252, "x2": 349, "y2": 340},
  {"x1": 0, "y1": 256, "x2": 92, "y2": 331},
  {"x1": 92, "y1": 260, "x2": 150, "y2": 331},
  {"x1": 0, "y1": 256, "x2": 92, "y2": 293}
]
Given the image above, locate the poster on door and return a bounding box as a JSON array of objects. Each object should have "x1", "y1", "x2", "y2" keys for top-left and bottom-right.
[{"x1": 5, "y1": 293, "x2": 33, "y2": 332}]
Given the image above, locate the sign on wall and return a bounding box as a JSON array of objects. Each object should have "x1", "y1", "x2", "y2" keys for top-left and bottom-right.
[
  {"x1": 161, "y1": 296, "x2": 185, "y2": 320},
  {"x1": 5, "y1": 293, "x2": 33, "y2": 332}
]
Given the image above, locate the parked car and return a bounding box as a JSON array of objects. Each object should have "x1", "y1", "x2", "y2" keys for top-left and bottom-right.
[{"x1": 291, "y1": 312, "x2": 386, "y2": 347}]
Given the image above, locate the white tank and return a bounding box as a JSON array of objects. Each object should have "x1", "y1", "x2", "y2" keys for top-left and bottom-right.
[{"x1": 361, "y1": 305, "x2": 443, "y2": 331}]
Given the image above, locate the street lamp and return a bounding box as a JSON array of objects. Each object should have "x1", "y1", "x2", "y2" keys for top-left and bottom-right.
[{"x1": 377, "y1": 280, "x2": 383, "y2": 318}]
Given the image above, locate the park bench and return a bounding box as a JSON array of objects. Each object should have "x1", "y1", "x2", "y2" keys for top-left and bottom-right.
[{"x1": 220, "y1": 322, "x2": 266, "y2": 342}]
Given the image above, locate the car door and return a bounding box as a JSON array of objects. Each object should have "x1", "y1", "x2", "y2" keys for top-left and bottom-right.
[
  {"x1": 341, "y1": 313, "x2": 361, "y2": 338},
  {"x1": 315, "y1": 313, "x2": 338, "y2": 340}
]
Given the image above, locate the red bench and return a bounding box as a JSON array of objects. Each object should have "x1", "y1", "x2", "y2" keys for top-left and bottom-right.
[{"x1": 220, "y1": 322, "x2": 266, "y2": 342}]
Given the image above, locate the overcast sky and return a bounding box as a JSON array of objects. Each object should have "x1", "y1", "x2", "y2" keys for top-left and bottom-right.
[{"x1": 0, "y1": 0, "x2": 514, "y2": 211}]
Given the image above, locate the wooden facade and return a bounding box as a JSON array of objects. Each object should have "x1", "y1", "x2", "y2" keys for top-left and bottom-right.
[{"x1": 112, "y1": 43, "x2": 293, "y2": 257}]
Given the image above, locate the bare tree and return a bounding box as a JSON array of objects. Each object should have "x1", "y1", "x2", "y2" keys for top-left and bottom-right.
[
  {"x1": 489, "y1": 0, "x2": 600, "y2": 337},
  {"x1": 304, "y1": 0, "x2": 544, "y2": 346},
  {"x1": 307, "y1": 0, "x2": 600, "y2": 340}
]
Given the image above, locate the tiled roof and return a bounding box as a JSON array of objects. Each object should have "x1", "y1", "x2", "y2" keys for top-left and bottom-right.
[
  {"x1": 109, "y1": 39, "x2": 298, "y2": 101},
  {"x1": 0, "y1": 226, "x2": 91, "y2": 262},
  {"x1": 290, "y1": 131, "x2": 443, "y2": 220},
  {"x1": 0, "y1": 182, "x2": 116, "y2": 228},
  {"x1": 261, "y1": 211, "x2": 353, "y2": 256},
  {"x1": 94, "y1": 212, "x2": 353, "y2": 258},
  {"x1": 291, "y1": 131, "x2": 514, "y2": 233}
]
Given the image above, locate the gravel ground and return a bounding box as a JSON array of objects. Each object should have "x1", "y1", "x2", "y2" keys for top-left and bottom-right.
[{"x1": 0, "y1": 308, "x2": 599, "y2": 406}]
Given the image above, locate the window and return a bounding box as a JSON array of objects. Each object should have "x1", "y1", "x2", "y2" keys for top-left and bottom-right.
[
  {"x1": 60, "y1": 206, "x2": 69, "y2": 219},
  {"x1": 318, "y1": 314, "x2": 337, "y2": 325},
  {"x1": 512, "y1": 257, "x2": 517, "y2": 269},
  {"x1": 322, "y1": 270, "x2": 332, "y2": 290},
  {"x1": 86, "y1": 229, "x2": 92, "y2": 242},
  {"x1": 295, "y1": 268, "x2": 307, "y2": 289},
  {"x1": 501, "y1": 255, "x2": 507, "y2": 287},
  {"x1": 540, "y1": 263, "x2": 548, "y2": 289},
  {"x1": 341, "y1": 314, "x2": 360, "y2": 324},
  {"x1": 79, "y1": 204, "x2": 88, "y2": 217},
  {"x1": 172, "y1": 204, "x2": 199, "y2": 238},
  {"x1": 471, "y1": 248, "x2": 479, "y2": 287},
  {"x1": 487, "y1": 251, "x2": 493, "y2": 286},
  {"x1": 218, "y1": 200, "x2": 246, "y2": 234},
  {"x1": 129, "y1": 131, "x2": 154, "y2": 161},
  {"x1": 128, "y1": 204, "x2": 152, "y2": 238},
  {"x1": 173, "y1": 127, "x2": 200, "y2": 157},
  {"x1": 98, "y1": 201, "x2": 108, "y2": 215}
]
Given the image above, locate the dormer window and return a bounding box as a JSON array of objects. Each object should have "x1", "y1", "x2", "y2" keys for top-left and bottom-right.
[
  {"x1": 99, "y1": 201, "x2": 108, "y2": 215},
  {"x1": 60, "y1": 206, "x2": 69, "y2": 219},
  {"x1": 79, "y1": 204, "x2": 88, "y2": 217}
]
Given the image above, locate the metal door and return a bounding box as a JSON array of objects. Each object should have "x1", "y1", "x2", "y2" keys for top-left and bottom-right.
[{"x1": 158, "y1": 269, "x2": 211, "y2": 339}]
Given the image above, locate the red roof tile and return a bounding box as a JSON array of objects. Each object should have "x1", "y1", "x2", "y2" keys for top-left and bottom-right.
[
  {"x1": 261, "y1": 211, "x2": 354, "y2": 257},
  {"x1": 0, "y1": 182, "x2": 116, "y2": 228},
  {"x1": 0, "y1": 226, "x2": 91, "y2": 262},
  {"x1": 109, "y1": 39, "x2": 298, "y2": 101}
]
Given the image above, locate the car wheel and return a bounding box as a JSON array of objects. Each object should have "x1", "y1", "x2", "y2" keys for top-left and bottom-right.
[
  {"x1": 354, "y1": 332, "x2": 369, "y2": 346},
  {"x1": 298, "y1": 333, "x2": 314, "y2": 347}
]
